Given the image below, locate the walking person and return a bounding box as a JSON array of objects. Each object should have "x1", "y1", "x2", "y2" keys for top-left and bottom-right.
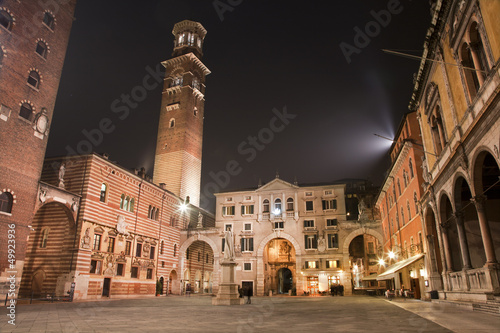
[{"x1": 245, "y1": 285, "x2": 253, "y2": 304}]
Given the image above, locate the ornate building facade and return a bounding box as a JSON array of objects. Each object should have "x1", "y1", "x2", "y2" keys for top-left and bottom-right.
[
  {"x1": 375, "y1": 112, "x2": 428, "y2": 299},
  {"x1": 0, "y1": 0, "x2": 76, "y2": 295},
  {"x1": 410, "y1": 0, "x2": 500, "y2": 302},
  {"x1": 180, "y1": 177, "x2": 383, "y2": 297}
]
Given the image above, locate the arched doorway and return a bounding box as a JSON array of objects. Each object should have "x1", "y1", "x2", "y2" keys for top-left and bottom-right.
[
  {"x1": 348, "y1": 234, "x2": 380, "y2": 288},
  {"x1": 263, "y1": 238, "x2": 295, "y2": 295},
  {"x1": 277, "y1": 268, "x2": 293, "y2": 294}
]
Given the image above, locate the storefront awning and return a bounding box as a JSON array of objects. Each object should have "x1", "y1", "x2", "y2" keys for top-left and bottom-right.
[{"x1": 376, "y1": 253, "x2": 424, "y2": 280}]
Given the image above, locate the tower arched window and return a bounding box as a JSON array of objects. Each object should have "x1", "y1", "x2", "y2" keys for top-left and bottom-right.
[
  {"x1": 99, "y1": 183, "x2": 108, "y2": 202},
  {"x1": 286, "y1": 197, "x2": 294, "y2": 211},
  {"x1": 19, "y1": 103, "x2": 33, "y2": 120},
  {"x1": 35, "y1": 40, "x2": 48, "y2": 59},
  {"x1": 0, "y1": 192, "x2": 13, "y2": 213},
  {"x1": 263, "y1": 199, "x2": 269, "y2": 213},
  {"x1": 42, "y1": 11, "x2": 55, "y2": 30},
  {"x1": 170, "y1": 75, "x2": 183, "y2": 87},
  {"x1": 27, "y1": 70, "x2": 40, "y2": 89},
  {"x1": 169, "y1": 118, "x2": 175, "y2": 128},
  {"x1": 0, "y1": 10, "x2": 13, "y2": 31},
  {"x1": 192, "y1": 77, "x2": 200, "y2": 90}
]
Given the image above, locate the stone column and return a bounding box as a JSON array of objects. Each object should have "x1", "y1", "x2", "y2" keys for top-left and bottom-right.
[
  {"x1": 426, "y1": 235, "x2": 443, "y2": 292},
  {"x1": 471, "y1": 195, "x2": 498, "y2": 267},
  {"x1": 453, "y1": 212, "x2": 471, "y2": 269},
  {"x1": 439, "y1": 221, "x2": 454, "y2": 274}
]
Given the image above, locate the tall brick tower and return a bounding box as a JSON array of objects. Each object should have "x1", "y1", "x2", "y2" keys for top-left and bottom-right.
[
  {"x1": 153, "y1": 20, "x2": 210, "y2": 206},
  {"x1": 0, "y1": 1, "x2": 76, "y2": 289}
]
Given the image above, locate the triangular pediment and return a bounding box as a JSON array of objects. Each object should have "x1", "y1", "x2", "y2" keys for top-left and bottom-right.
[{"x1": 256, "y1": 178, "x2": 298, "y2": 192}]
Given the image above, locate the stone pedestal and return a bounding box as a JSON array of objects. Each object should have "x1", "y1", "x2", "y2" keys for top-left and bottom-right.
[{"x1": 212, "y1": 260, "x2": 244, "y2": 305}]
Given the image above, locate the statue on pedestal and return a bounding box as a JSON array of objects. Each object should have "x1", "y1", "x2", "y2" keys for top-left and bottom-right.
[{"x1": 224, "y1": 227, "x2": 235, "y2": 261}]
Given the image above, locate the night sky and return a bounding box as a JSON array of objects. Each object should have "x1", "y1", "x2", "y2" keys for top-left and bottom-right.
[{"x1": 46, "y1": 0, "x2": 432, "y2": 211}]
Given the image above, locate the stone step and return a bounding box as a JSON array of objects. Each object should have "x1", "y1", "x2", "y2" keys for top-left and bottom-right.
[{"x1": 472, "y1": 303, "x2": 500, "y2": 316}]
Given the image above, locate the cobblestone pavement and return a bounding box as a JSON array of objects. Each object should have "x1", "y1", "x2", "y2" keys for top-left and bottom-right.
[{"x1": 1, "y1": 295, "x2": 499, "y2": 332}]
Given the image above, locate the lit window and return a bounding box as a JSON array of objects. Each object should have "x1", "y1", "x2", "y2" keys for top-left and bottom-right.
[
  {"x1": 93, "y1": 234, "x2": 102, "y2": 251},
  {"x1": 27, "y1": 71, "x2": 40, "y2": 89},
  {"x1": 326, "y1": 260, "x2": 340, "y2": 269},
  {"x1": 274, "y1": 198, "x2": 281, "y2": 215},
  {"x1": 42, "y1": 12, "x2": 55, "y2": 30},
  {"x1": 0, "y1": 192, "x2": 13, "y2": 213},
  {"x1": 306, "y1": 261, "x2": 318, "y2": 269},
  {"x1": 107, "y1": 237, "x2": 115, "y2": 253},
  {"x1": 19, "y1": 103, "x2": 33, "y2": 120},
  {"x1": 192, "y1": 77, "x2": 200, "y2": 90},
  {"x1": 170, "y1": 75, "x2": 183, "y2": 87},
  {"x1": 222, "y1": 206, "x2": 235, "y2": 216},
  {"x1": 35, "y1": 40, "x2": 48, "y2": 59},
  {"x1": 99, "y1": 183, "x2": 107, "y2": 202},
  {"x1": 125, "y1": 241, "x2": 131, "y2": 255},
  {"x1": 241, "y1": 204, "x2": 254, "y2": 215},
  {"x1": 0, "y1": 10, "x2": 13, "y2": 31}
]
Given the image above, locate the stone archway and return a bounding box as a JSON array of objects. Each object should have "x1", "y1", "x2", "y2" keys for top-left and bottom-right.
[
  {"x1": 342, "y1": 228, "x2": 383, "y2": 254},
  {"x1": 168, "y1": 270, "x2": 178, "y2": 295},
  {"x1": 19, "y1": 201, "x2": 77, "y2": 297}
]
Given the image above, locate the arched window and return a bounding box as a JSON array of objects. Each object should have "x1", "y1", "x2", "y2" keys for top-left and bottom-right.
[
  {"x1": 148, "y1": 205, "x2": 152, "y2": 219},
  {"x1": 0, "y1": 192, "x2": 13, "y2": 213},
  {"x1": 409, "y1": 158, "x2": 414, "y2": 178},
  {"x1": 42, "y1": 11, "x2": 55, "y2": 30},
  {"x1": 397, "y1": 179, "x2": 402, "y2": 196},
  {"x1": 40, "y1": 228, "x2": 49, "y2": 248},
  {"x1": 120, "y1": 194, "x2": 125, "y2": 209},
  {"x1": 430, "y1": 106, "x2": 447, "y2": 155},
  {"x1": 407, "y1": 201, "x2": 412, "y2": 220},
  {"x1": 173, "y1": 244, "x2": 177, "y2": 257},
  {"x1": 263, "y1": 199, "x2": 269, "y2": 213},
  {"x1": 286, "y1": 197, "x2": 294, "y2": 211},
  {"x1": 170, "y1": 75, "x2": 183, "y2": 87},
  {"x1": 155, "y1": 209, "x2": 159, "y2": 221},
  {"x1": 123, "y1": 196, "x2": 130, "y2": 210},
  {"x1": 99, "y1": 183, "x2": 107, "y2": 202},
  {"x1": 274, "y1": 198, "x2": 282, "y2": 215},
  {"x1": 27, "y1": 70, "x2": 40, "y2": 89},
  {"x1": 35, "y1": 40, "x2": 48, "y2": 59},
  {"x1": 413, "y1": 192, "x2": 418, "y2": 214},
  {"x1": 192, "y1": 77, "x2": 200, "y2": 90},
  {"x1": 0, "y1": 10, "x2": 13, "y2": 31},
  {"x1": 460, "y1": 42, "x2": 480, "y2": 100},
  {"x1": 161, "y1": 241, "x2": 164, "y2": 255},
  {"x1": 403, "y1": 170, "x2": 408, "y2": 188},
  {"x1": 400, "y1": 207, "x2": 405, "y2": 226},
  {"x1": 129, "y1": 198, "x2": 134, "y2": 212},
  {"x1": 169, "y1": 118, "x2": 175, "y2": 128},
  {"x1": 19, "y1": 103, "x2": 33, "y2": 120}
]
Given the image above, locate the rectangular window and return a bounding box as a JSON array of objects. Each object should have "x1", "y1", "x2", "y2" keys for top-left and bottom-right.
[
  {"x1": 322, "y1": 199, "x2": 337, "y2": 210},
  {"x1": 241, "y1": 204, "x2": 254, "y2": 215},
  {"x1": 304, "y1": 220, "x2": 314, "y2": 228},
  {"x1": 131, "y1": 266, "x2": 139, "y2": 278},
  {"x1": 326, "y1": 219, "x2": 338, "y2": 227},
  {"x1": 326, "y1": 260, "x2": 340, "y2": 269},
  {"x1": 305, "y1": 201, "x2": 314, "y2": 211},
  {"x1": 150, "y1": 246, "x2": 155, "y2": 260},
  {"x1": 116, "y1": 263, "x2": 124, "y2": 276},
  {"x1": 306, "y1": 261, "x2": 319, "y2": 269},
  {"x1": 244, "y1": 263, "x2": 252, "y2": 271},
  {"x1": 305, "y1": 192, "x2": 312, "y2": 197},
  {"x1": 324, "y1": 190, "x2": 333, "y2": 195},
  {"x1": 274, "y1": 221, "x2": 284, "y2": 229},
  {"x1": 241, "y1": 238, "x2": 254, "y2": 252},
  {"x1": 93, "y1": 234, "x2": 101, "y2": 251},
  {"x1": 328, "y1": 234, "x2": 339, "y2": 249},
  {"x1": 305, "y1": 235, "x2": 317, "y2": 249},
  {"x1": 107, "y1": 237, "x2": 115, "y2": 253},
  {"x1": 125, "y1": 241, "x2": 131, "y2": 255},
  {"x1": 222, "y1": 206, "x2": 235, "y2": 216},
  {"x1": 90, "y1": 260, "x2": 101, "y2": 274},
  {"x1": 146, "y1": 268, "x2": 153, "y2": 280},
  {"x1": 136, "y1": 243, "x2": 142, "y2": 257},
  {"x1": 244, "y1": 223, "x2": 252, "y2": 231},
  {"x1": 245, "y1": 196, "x2": 252, "y2": 201}
]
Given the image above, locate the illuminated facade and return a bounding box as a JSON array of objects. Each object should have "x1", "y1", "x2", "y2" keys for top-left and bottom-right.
[
  {"x1": 410, "y1": 0, "x2": 500, "y2": 302},
  {"x1": 375, "y1": 112, "x2": 428, "y2": 299},
  {"x1": 202, "y1": 177, "x2": 383, "y2": 296}
]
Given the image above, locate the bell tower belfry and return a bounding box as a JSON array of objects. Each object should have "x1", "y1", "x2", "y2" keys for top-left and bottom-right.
[{"x1": 153, "y1": 20, "x2": 210, "y2": 206}]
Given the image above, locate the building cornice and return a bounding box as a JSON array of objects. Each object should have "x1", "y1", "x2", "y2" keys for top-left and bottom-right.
[{"x1": 161, "y1": 53, "x2": 211, "y2": 76}]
